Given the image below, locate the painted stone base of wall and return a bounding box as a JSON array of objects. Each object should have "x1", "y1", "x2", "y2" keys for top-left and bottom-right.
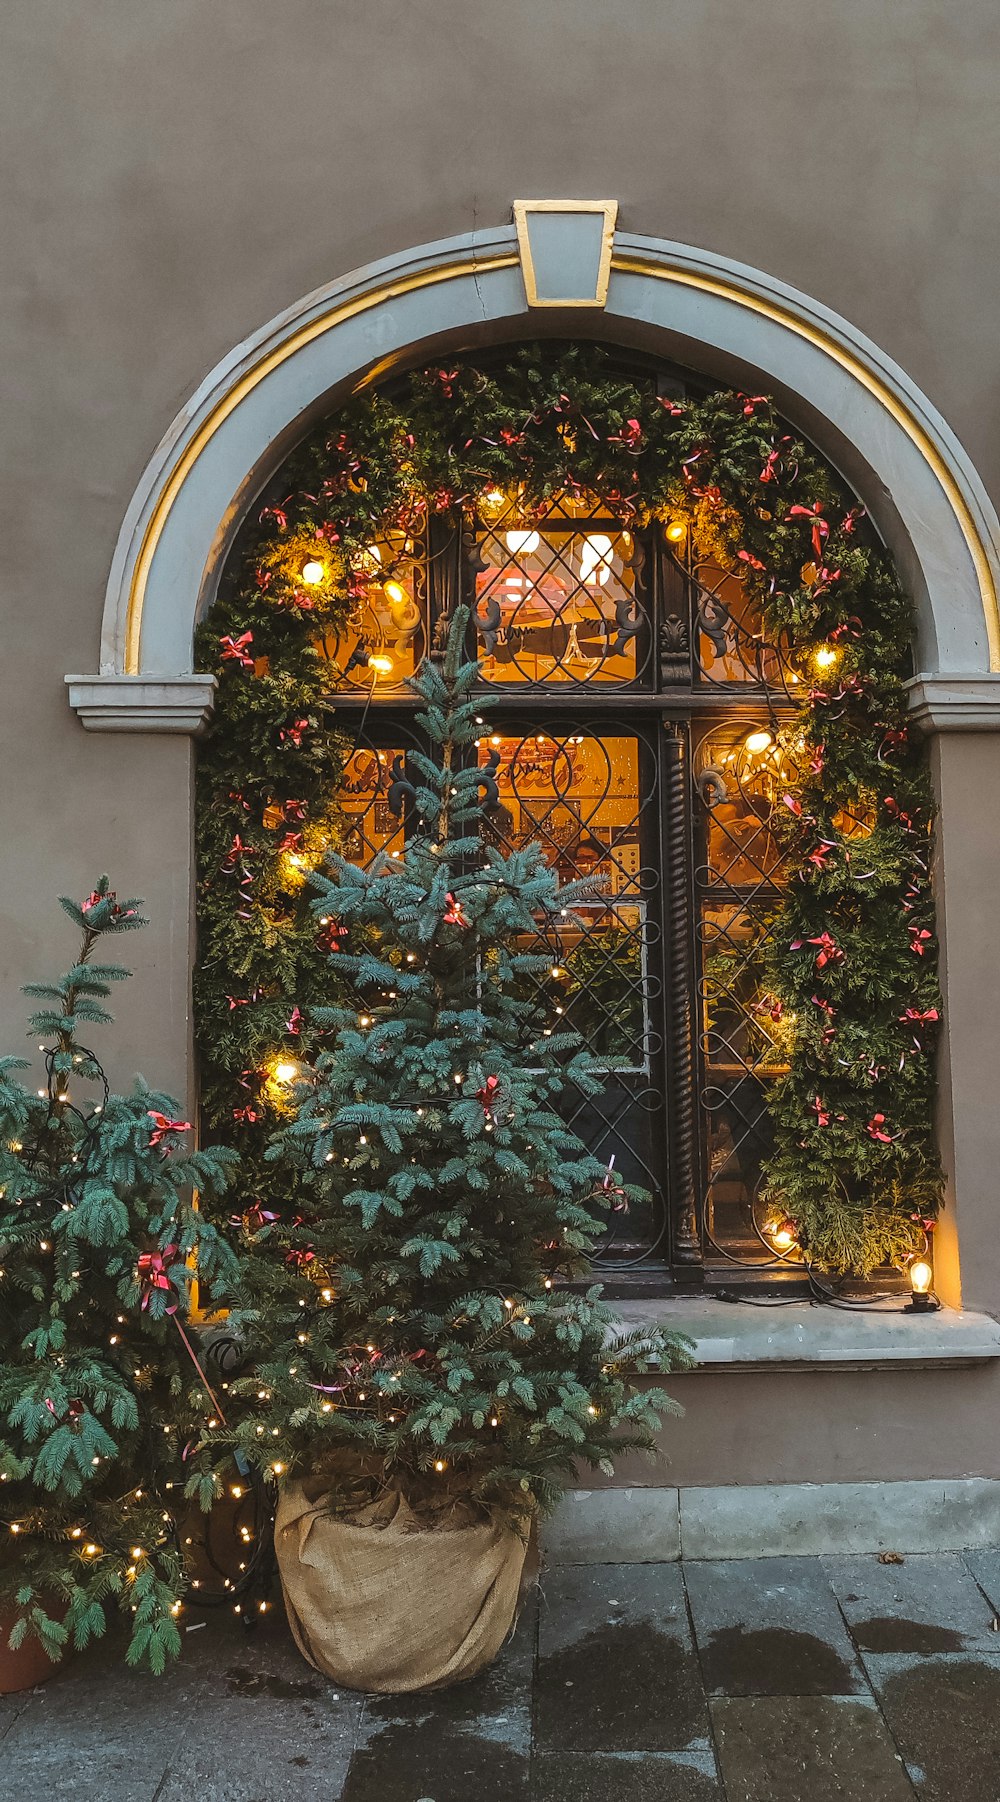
[{"x1": 543, "y1": 1479, "x2": 1000, "y2": 1562}]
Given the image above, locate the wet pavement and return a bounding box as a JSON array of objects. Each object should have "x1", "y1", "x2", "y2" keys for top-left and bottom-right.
[{"x1": 5, "y1": 1551, "x2": 1000, "y2": 1798}]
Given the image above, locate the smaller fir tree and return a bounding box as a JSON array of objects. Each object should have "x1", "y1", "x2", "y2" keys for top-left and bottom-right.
[
  {"x1": 0, "y1": 880, "x2": 239, "y2": 1671},
  {"x1": 228, "y1": 615, "x2": 691, "y2": 1523}
]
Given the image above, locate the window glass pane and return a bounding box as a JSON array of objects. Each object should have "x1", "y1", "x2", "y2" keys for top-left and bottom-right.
[
  {"x1": 478, "y1": 726, "x2": 666, "y2": 1267},
  {"x1": 474, "y1": 492, "x2": 648, "y2": 688},
  {"x1": 695, "y1": 722, "x2": 794, "y2": 1263},
  {"x1": 338, "y1": 745, "x2": 407, "y2": 866},
  {"x1": 318, "y1": 526, "x2": 427, "y2": 691},
  {"x1": 692, "y1": 557, "x2": 797, "y2": 691}
]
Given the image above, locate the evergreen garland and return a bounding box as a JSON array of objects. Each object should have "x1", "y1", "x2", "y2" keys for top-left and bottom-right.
[{"x1": 196, "y1": 345, "x2": 941, "y2": 1277}]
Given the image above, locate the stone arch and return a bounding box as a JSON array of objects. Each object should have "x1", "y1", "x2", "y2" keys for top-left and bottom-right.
[{"x1": 67, "y1": 218, "x2": 1000, "y2": 731}]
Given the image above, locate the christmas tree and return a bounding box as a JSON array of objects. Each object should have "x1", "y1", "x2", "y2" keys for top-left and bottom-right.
[
  {"x1": 227, "y1": 615, "x2": 690, "y2": 1522},
  {"x1": 0, "y1": 880, "x2": 239, "y2": 1671}
]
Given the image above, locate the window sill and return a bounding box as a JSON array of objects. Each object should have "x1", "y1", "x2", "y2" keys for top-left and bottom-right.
[{"x1": 611, "y1": 1296, "x2": 1000, "y2": 1371}]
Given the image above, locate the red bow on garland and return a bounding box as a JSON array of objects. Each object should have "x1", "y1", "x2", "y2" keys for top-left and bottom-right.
[
  {"x1": 786, "y1": 502, "x2": 829, "y2": 560},
  {"x1": 443, "y1": 893, "x2": 469, "y2": 927},
  {"x1": 220, "y1": 632, "x2": 254, "y2": 670},
  {"x1": 790, "y1": 933, "x2": 844, "y2": 970}
]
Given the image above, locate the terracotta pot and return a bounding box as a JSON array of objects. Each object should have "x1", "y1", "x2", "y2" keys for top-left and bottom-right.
[{"x1": 0, "y1": 1606, "x2": 69, "y2": 1694}]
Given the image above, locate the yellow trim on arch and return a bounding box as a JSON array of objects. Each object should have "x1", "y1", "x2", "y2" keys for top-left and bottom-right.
[
  {"x1": 124, "y1": 253, "x2": 520, "y2": 671},
  {"x1": 124, "y1": 243, "x2": 1000, "y2": 674},
  {"x1": 611, "y1": 253, "x2": 1000, "y2": 671}
]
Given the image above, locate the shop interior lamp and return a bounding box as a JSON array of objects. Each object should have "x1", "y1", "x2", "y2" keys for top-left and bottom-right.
[
  {"x1": 905, "y1": 1257, "x2": 940, "y2": 1313},
  {"x1": 367, "y1": 653, "x2": 394, "y2": 674},
  {"x1": 744, "y1": 730, "x2": 773, "y2": 755}
]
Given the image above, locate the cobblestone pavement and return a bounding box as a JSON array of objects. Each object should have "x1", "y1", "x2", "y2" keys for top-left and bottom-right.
[{"x1": 6, "y1": 1551, "x2": 1000, "y2": 1799}]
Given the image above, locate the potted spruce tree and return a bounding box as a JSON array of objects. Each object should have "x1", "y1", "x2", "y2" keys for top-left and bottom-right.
[
  {"x1": 0, "y1": 880, "x2": 238, "y2": 1686},
  {"x1": 227, "y1": 617, "x2": 691, "y2": 1692}
]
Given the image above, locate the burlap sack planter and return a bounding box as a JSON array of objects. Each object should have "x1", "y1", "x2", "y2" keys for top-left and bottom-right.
[{"x1": 274, "y1": 1478, "x2": 529, "y2": 1692}]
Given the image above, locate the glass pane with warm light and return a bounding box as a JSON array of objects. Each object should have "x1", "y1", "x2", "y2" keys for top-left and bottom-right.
[
  {"x1": 317, "y1": 527, "x2": 426, "y2": 691},
  {"x1": 474, "y1": 492, "x2": 648, "y2": 688},
  {"x1": 477, "y1": 725, "x2": 666, "y2": 1267}
]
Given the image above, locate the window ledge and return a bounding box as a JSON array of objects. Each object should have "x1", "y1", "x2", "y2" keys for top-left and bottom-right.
[{"x1": 610, "y1": 1297, "x2": 1000, "y2": 1370}]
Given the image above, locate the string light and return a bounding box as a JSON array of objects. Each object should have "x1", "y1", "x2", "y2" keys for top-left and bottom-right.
[{"x1": 665, "y1": 518, "x2": 687, "y2": 542}]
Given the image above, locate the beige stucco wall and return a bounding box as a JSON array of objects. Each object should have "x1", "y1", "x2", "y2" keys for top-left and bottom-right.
[{"x1": 3, "y1": 1, "x2": 1000, "y2": 1485}]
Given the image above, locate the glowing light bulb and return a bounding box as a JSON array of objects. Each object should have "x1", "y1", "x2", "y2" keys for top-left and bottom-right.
[
  {"x1": 382, "y1": 579, "x2": 406, "y2": 607},
  {"x1": 666, "y1": 519, "x2": 687, "y2": 543},
  {"x1": 909, "y1": 1259, "x2": 933, "y2": 1295},
  {"x1": 434, "y1": 1460, "x2": 446, "y2": 1473},
  {"x1": 367, "y1": 653, "x2": 394, "y2": 674},
  {"x1": 814, "y1": 645, "x2": 838, "y2": 670},
  {"x1": 274, "y1": 1061, "x2": 298, "y2": 1084},
  {"x1": 579, "y1": 534, "x2": 614, "y2": 586},
  {"x1": 301, "y1": 559, "x2": 325, "y2": 585},
  {"x1": 505, "y1": 528, "x2": 540, "y2": 556},
  {"x1": 744, "y1": 730, "x2": 773, "y2": 755},
  {"x1": 771, "y1": 1225, "x2": 796, "y2": 1251}
]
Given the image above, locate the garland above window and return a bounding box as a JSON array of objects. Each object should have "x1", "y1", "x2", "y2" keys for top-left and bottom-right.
[{"x1": 196, "y1": 345, "x2": 942, "y2": 1278}]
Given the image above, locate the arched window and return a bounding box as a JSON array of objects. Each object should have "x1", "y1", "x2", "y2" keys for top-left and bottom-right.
[
  {"x1": 200, "y1": 345, "x2": 937, "y2": 1297},
  {"x1": 310, "y1": 386, "x2": 808, "y2": 1288}
]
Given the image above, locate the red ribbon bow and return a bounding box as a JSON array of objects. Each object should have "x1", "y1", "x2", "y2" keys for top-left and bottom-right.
[
  {"x1": 443, "y1": 893, "x2": 469, "y2": 928},
  {"x1": 811, "y1": 1096, "x2": 831, "y2": 1127},
  {"x1": 220, "y1": 632, "x2": 254, "y2": 669},
  {"x1": 791, "y1": 933, "x2": 844, "y2": 970},
  {"x1": 280, "y1": 718, "x2": 310, "y2": 748},
  {"x1": 147, "y1": 1111, "x2": 191, "y2": 1148},
  {"x1": 866, "y1": 1114, "x2": 896, "y2": 1144},
  {"x1": 737, "y1": 549, "x2": 766, "y2": 572},
  {"x1": 476, "y1": 1076, "x2": 500, "y2": 1117},
  {"x1": 45, "y1": 1396, "x2": 83, "y2": 1420},
  {"x1": 137, "y1": 1245, "x2": 178, "y2": 1312},
  {"x1": 786, "y1": 503, "x2": 829, "y2": 560}
]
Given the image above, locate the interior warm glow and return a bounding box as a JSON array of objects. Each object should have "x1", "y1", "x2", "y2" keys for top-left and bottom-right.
[
  {"x1": 382, "y1": 579, "x2": 406, "y2": 606},
  {"x1": 909, "y1": 1259, "x2": 933, "y2": 1295},
  {"x1": 579, "y1": 533, "x2": 614, "y2": 585},
  {"x1": 505, "y1": 528, "x2": 540, "y2": 556},
  {"x1": 301, "y1": 559, "x2": 325, "y2": 585},
  {"x1": 744, "y1": 730, "x2": 773, "y2": 754},
  {"x1": 367, "y1": 653, "x2": 394, "y2": 674}
]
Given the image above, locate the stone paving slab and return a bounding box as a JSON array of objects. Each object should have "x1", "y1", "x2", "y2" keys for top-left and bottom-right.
[
  {"x1": 684, "y1": 1556, "x2": 864, "y2": 1696},
  {"x1": 710, "y1": 1695, "x2": 914, "y2": 1802},
  {"x1": 962, "y1": 1546, "x2": 1000, "y2": 1614},
  {"x1": 532, "y1": 1750, "x2": 722, "y2": 1800},
  {"x1": 822, "y1": 1551, "x2": 1000, "y2": 1653},
  {"x1": 341, "y1": 1595, "x2": 535, "y2": 1802},
  {"x1": 862, "y1": 1650, "x2": 1000, "y2": 1801},
  {"x1": 535, "y1": 1563, "x2": 710, "y2": 1754},
  {"x1": 9, "y1": 1555, "x2": 1000, "y2": 1797}
]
